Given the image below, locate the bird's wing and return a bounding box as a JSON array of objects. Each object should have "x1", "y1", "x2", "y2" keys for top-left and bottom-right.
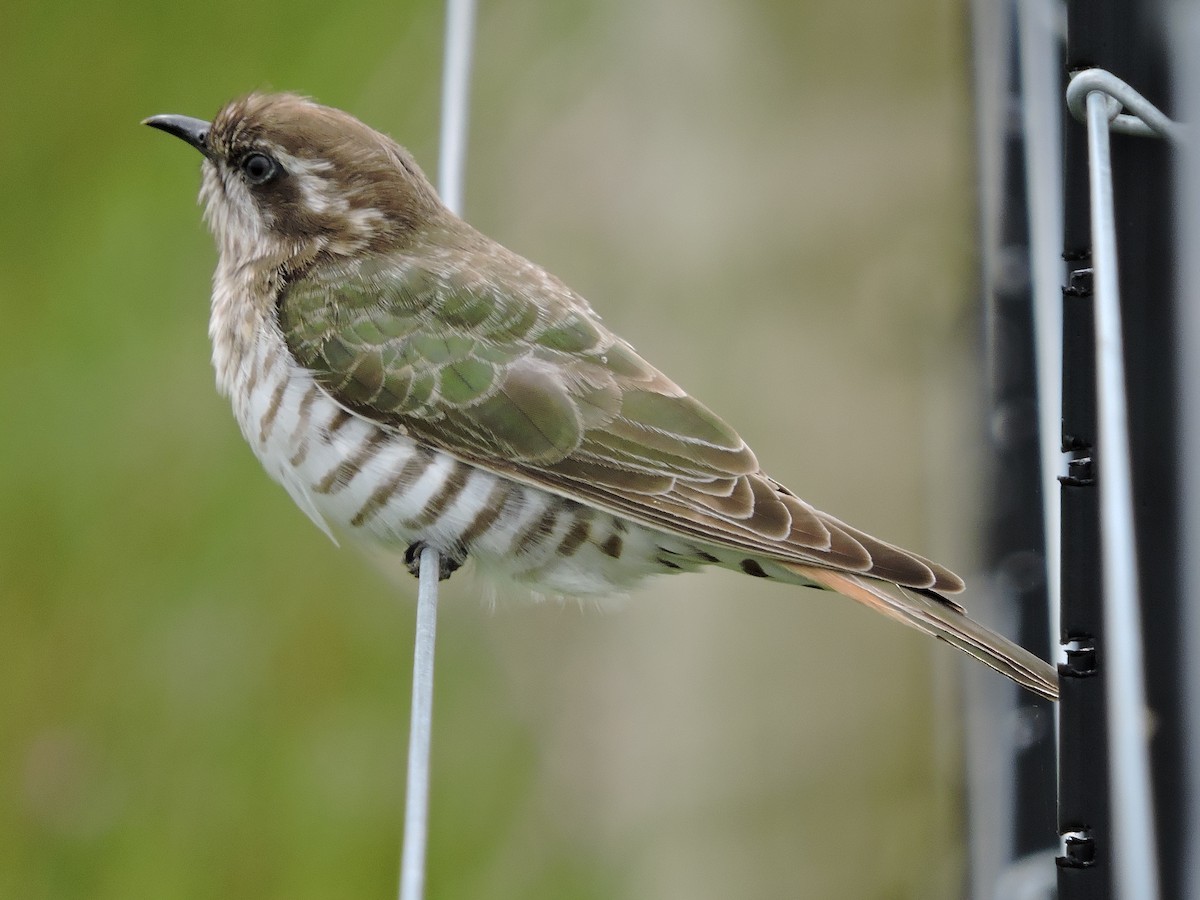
[
  {"x1": 279, "y1": 250, "x2": 962, "y2": 592},
  {"x1": 790, "y1": 566, "x2": 1057, "y2": 700}
]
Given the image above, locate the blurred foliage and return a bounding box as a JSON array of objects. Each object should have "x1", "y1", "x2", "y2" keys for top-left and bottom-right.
[{"x1": 2, "y1": 0, "x2": 978, "y2": 897}]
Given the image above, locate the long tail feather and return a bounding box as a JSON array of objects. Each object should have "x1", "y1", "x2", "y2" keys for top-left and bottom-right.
[{"x1": 787, "y1": 564, "x2": 1059, "y2": 701}]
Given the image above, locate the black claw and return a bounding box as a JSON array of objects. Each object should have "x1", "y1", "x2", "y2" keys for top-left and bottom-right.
[{"x1": 404, "y1": 542, "x2": 464, "y2": 581}]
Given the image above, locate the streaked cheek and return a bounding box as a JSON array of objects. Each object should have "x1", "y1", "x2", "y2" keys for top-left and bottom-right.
[
  {"x1": 199, "y1": 167, "x2": 272, "y2": 253},
  {"x1": 198, "y1": 165, "x2": 224, "y2": 208}
]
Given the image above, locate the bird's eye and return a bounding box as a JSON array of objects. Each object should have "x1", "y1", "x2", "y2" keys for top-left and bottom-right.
[{"x1": 239, "y1": 152, "x2": 280, "y2": 185}]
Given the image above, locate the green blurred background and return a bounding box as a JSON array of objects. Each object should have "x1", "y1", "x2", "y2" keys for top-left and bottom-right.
[{"x1": 1, "y1": 0, "x2": 983, "y2": 897}]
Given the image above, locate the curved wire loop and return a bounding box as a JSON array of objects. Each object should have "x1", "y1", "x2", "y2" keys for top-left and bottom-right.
[{"x1": 1066, "y1": 67, "x2": 1185, "y2": 142}]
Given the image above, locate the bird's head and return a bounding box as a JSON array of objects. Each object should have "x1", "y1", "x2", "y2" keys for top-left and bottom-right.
[{"x1": 145, "y1": 93, "x2": 446, "y2": 269}]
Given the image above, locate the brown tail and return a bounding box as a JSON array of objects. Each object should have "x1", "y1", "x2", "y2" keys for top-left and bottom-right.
[{"x1": 787, "y1": 564, "x2": 1059, "y2": 701}]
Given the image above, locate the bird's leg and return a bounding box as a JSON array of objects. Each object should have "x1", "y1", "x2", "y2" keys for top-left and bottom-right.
[{"x1": 404, "y1": 542, "x2": 464, "y2": 581}]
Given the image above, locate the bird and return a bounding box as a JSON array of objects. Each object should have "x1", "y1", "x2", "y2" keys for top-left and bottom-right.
[{"x1": 144, "y1": 93, "x2": 1058, "y2": 701}]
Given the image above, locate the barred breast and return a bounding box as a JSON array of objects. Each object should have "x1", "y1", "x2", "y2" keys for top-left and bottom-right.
[{"x1": 215, "y1": 308, "x2": 716, "y2": 596}]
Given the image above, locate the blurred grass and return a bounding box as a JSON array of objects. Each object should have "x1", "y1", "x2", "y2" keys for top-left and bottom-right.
[{"x1": 1, "y1": 0, "x2": 977, "y2": 897}]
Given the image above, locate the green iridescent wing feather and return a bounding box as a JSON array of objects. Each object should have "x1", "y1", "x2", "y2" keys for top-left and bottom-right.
[{"x1": 279, "y1": 244, "x2": 961, "y2": 592}]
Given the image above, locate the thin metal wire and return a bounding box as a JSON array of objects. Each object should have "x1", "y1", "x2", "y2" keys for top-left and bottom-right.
[
  {"x1": 962, "y1": 6, "x2": 1019, "y2": 890},
  {"x1": 1067, "y1": 68, "x2": 1184, "y2": 142},
  {"x1": 977, "y1": 6, "x2": 1067, "y2": 897},
  {"x1": 1083, "y1": 85, "x2": 1161, "y2": 900},
  {"x1": 1016, "y1": 0, "x2": 1067, "y2": 665},
  {"x1": 398, "y1": 3, "x2": 477, "y2": 899},
  {"x1": 399, "y1": 545, "x2": 442, "y2": 900},
  {"x1": 437, "y1": 0, "x2": 477, "y2": 216}
]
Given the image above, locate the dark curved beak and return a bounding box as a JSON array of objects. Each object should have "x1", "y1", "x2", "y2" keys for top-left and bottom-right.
[{"x1": 143, "y1": 114, "x2": 214, "y2": 160}]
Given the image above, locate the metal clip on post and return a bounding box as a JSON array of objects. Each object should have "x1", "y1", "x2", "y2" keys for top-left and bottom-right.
[{"x1": 1060, "y1": 66, "x2": 1181, "y2": 900}]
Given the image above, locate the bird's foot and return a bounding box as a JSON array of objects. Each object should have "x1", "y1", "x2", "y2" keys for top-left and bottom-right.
[{"x1": 404, "y1": 542, "x2": 464, "y2": 581}]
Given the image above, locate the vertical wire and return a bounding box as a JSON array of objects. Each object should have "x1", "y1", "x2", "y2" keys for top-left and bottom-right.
[
  {"x1": 398, "y1": 3, "x2": 477, "y2": 899},
  {"x1": 1016, "y1": 0, "x2": 1067, "y2": 660},
  {"x1": 1084, "y1": 87, "x2": 1161, "y2": 900},
  {"x1": 437, "y1": 0, "x2": 477, "y2": 217},
  {"x1": 399, "y1": 546, "x2": 443, "y2": 900},
  {"x1": 963, "y1": 5, "x2": 1021, "y2": 891}
]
